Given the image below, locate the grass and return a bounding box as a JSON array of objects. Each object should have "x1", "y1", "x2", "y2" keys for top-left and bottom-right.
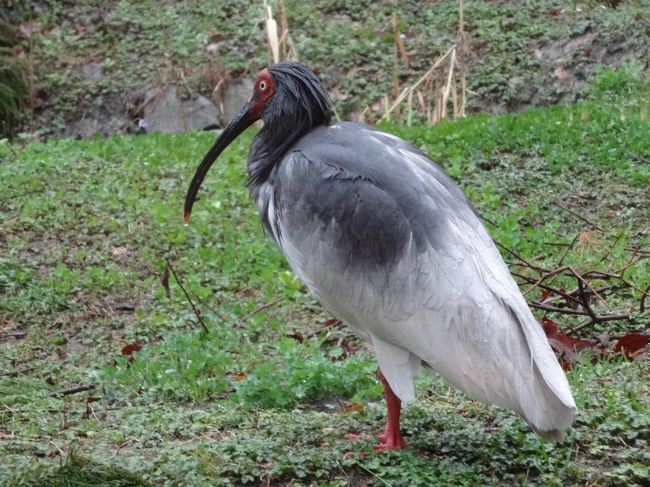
[{"x1": 0, "y1": 69, "x2": 649, "y2": 485}]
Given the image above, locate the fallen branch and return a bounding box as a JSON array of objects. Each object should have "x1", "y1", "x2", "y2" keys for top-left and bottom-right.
[
  {"x1": 165, "y1": 259, "x2": 210, "y2": 334},
  {"x1": 558, "y1": 233, "x2": 579, "y2": 266},
  {"x1": 495, "y1": 240, "x2": 549, "y2": 273},
  {"x1": 568, "y1": 266, "x2": 611, "y2": 310},
  {"x1": 238, "y1": 298, "x2": 282, "y2": 326},
  {"x1": 0, "y1": 366, "x2": 35, "y2": 377},
  {"x1": 641, "y1": 282, "x2": 650, "y2": 313},
  {"x1": 500, "y1": 231, "x2": 646, "y2": 337},
  {"x1": 552, "y1": 201, "x2": 605, "y2": 232},
  {"x1": 49, "y1": 384, "x2": 96, "y2": 398},
  {"x1": 511, "y1": 271, "x2": 584, "y2": 308},
  {"x1": 523, "y1": 266, "x2": 569, "y2": 297}
]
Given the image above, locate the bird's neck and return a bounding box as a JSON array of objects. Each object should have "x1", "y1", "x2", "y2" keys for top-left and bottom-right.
[{"x1": 247, "y1": 119, "x2": 321, "y2": 200}]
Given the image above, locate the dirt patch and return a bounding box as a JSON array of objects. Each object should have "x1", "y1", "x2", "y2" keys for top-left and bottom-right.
[{"x1": 534, "y1": 28, "x2": 649, "y2": 102}]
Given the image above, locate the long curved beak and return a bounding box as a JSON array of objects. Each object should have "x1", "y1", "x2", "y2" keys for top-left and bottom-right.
[{"x1": 183, "y1": 103, "x2": 253, "y2": 224}]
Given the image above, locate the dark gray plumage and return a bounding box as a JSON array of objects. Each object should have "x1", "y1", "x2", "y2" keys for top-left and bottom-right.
[{"x1": 268, "y1": 125, "x2": 473, "y2": 266}]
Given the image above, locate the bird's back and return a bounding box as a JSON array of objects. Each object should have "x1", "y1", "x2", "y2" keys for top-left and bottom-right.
[{"x1": 261, "y1": 122, "x2": 576, "y2": 440}]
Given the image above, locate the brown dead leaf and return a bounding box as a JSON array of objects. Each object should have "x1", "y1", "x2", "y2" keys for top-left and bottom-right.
[
  {"x1": 341, "y1": 403, "x2": 364, "y2": 413},
  {"x1": 541, "y1": 316, "x2": 560, "y2": 336},
  {"x1": 286, "y1": 331, "x2": 305, "y2": 341},
  {"x1": 554, "y1": 66, "x2": 570, "y2": 80},
  {"x1": 161, "y1": 266, "x2": 170, "y2": 298},
  {"x1": 121, "y1": 343, "x2": 142, "y2": 366},
  {"x1": 541, "y1": 317, "x2": 602, "y2": 368},
  {"x1": 121, "y1": 343, "x2": 142, "y2": 356},
  {"x1": 329, "y1": 87, "x2": 348, "y2": 101},
  {"x1": 19, "y1": 20, "x2": 44, "y2": 38},
  {"x1": 547, "y1": 336, "x2": 601, "y2": 369},
  {"x1": 614, "y1": 333, "x2": 650, "y2": 358}
]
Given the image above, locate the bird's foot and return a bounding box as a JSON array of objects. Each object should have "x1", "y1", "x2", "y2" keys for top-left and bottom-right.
[
  {"x1": 374, "y1": 369, "x2": 408, "y2": 450},
  {"x1": 377, "y1": 421, "x2": 390, "y2": 444},
  {"x1": 374, "y1": 422, "x2": 408, "y2": 450},
  {"x1": 373, "y1": 435, "x2": 408, "y2": 450}
]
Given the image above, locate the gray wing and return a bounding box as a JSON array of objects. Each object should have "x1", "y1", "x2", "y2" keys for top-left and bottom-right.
[
  {"x1": 266, "y1": 123, "x2": 575, "y2": 438},
  {"x1": 269, "y1": 123, "x2": 482, "y2": 319}
]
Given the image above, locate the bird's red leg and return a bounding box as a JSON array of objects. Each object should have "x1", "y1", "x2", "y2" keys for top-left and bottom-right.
[{"x1": 374, "y1": 369, "x2": 408, "y2": 450}]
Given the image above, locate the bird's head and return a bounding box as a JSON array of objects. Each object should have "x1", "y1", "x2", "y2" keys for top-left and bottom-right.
[{"x1": 183, "y1": 61, "x2": 332, "y2": 224}]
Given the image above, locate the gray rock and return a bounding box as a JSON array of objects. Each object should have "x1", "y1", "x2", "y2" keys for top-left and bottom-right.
[
  {"x1": 80, "y1": 63, "x2": 102, "y2": 82},
  {"x1": 571, "y1": 21, "x2": 592, "y2": 37},
  {"x1": 186, "y1": 94, "x2": 221, "y2": 130},
  {"x1": 507, "y1": 76, "x2": 525, "y2": 89},
  {"x1": 144, "y1": 85, "x2": 220, "y2": 133},
  {"x1": 66, "y1": 113, "x2": 128, "y2": 139},
  {"x1": 66, "y1": 117, "x2": 103, "y2": 139},
  {"x1": 216, "y1": 77, "x2": 254, "y2": 126}
]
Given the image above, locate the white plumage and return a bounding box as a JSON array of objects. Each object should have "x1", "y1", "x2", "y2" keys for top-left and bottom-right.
[{"x1": 267, "y1": 125, "x2": 576, "y2": 441}]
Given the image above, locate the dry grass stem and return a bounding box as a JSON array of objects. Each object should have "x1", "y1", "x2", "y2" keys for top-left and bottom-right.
[
  {"x1": 381, "y1": 44, "x2": 455, "y2": 121},
  {"x1": 264, "y1": 0, "x2": 298, "y2": 64},
  {"x1": 265, "y1": 4, "x2": 280, "y2": 63},
  {"x1": 377, "y1": 1, "x2": 467, "y2": 124}
]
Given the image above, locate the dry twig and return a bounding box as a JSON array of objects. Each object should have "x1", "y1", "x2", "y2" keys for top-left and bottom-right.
[
  {"x1": 165, "y1": 259, "x2": 210, "y2": 334},
  {"x1": 552, "y1": 201, "x2": 605, "y2": 232},
  {"x1": 49, "y1": 384, "x2": 96, "y2": 398}
]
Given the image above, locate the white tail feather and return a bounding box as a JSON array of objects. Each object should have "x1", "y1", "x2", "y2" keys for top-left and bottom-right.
[
  {"x1": 372, "y1": 335, "x2": 420, "y2": 404},
  {"x1": 506, "y1": 300, "x2": 576, "y2": 440}
]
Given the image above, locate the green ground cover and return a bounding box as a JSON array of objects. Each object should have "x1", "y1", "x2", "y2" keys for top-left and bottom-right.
[{"x1": 0, "y1": 69, "x2": 648, "y2": 485}]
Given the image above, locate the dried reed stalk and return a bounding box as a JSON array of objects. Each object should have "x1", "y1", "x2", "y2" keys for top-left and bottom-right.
[
  {"x1": 381, "y1": 45, "x2": 455, "y2": 122},
  {"x1": 378, "y1": 0, "x2": 468, "y2": 125},
  {"x1": 264, "y1": 2, "x2": 280, "y2": 63},
  {"x1": 264, "y1": 0, "x2": 298, "y2": 64},
  {"x1": 457, "y1": 0, "x2": 467, "y2": 117}
]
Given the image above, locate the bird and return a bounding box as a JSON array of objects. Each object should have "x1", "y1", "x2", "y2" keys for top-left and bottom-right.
[{"x1": 183, "y1": 61, "x2": 577, "y2": 450}]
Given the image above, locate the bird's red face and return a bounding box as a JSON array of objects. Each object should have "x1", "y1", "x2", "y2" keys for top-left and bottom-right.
[
  {"x1": 249, "y1": 68, "x2": 277, "y2": 120},
  {"x1": 184, "y1": 62, "x2": 331, "y2": 225},
  {"x1": 183, "y1": 68, "x2": 278, "y2": 224}
]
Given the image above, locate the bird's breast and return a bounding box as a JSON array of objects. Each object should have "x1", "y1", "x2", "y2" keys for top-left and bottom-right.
[{"x1": 254, "y1": 180, "x2": 280, "y2": 243}]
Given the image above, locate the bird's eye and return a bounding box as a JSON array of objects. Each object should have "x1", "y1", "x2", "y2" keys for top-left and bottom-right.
[{"x1": 259, "y1": 81, "x2": 267, "y2": 91}]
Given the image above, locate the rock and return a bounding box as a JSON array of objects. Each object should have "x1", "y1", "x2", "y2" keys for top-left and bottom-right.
[
  {"x1": 571, "y1": 21, "x2": 591, "y2": 37},
  {"x1": 66, "y1": 114, "x2": 127, "y2": 139},
  {"x1": 143, "y1": 85, "x2": 220, "y2": 133},
  {"x1": 507, "y1": 76, "x2": 525, "y2": 89},
  {"x1": 66, "y1": 118, "x2": 103, "y2": 139},
  {"x1": 186, "y1": 94, "x2": 221, "y2": 130},
  {"x1": 215, "y1": 77, "x2": 254, "y2": 126},
  {"x1": 80, "y1": 63, "x2": 102, "y2": 81}
]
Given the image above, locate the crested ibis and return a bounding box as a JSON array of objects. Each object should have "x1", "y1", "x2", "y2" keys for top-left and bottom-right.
[{"x1": 183, "y1": 61, "x2": 577, "y2": 450}]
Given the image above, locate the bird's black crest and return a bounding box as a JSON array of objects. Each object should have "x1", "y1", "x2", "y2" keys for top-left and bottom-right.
[
  {"x1": 248, "y1": 62, "x2": 333, "y2": 195},
  {"x1": 266, "y1": 62, "x2": 332, "y2": 128}
]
